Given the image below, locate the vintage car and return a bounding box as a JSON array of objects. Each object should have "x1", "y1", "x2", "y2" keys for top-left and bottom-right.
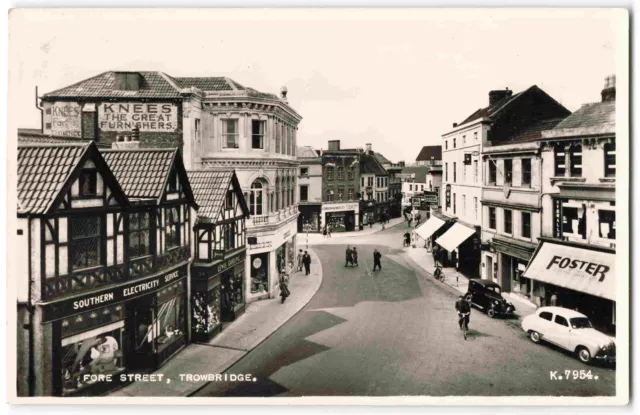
[
  {"x1": 521, "y1": 306, "x2": 616, "y2": 364},
  {"x1": 464, "y1": 279, "x2": 515, "y2": 318}
]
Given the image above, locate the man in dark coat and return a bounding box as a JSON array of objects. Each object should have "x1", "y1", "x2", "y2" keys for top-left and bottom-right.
[
  {"x1": 345, "y1": 246, "x2": 353, "y2": 267},
  {"x1": 373, "y1": 249, "x2": 382, "y2": 271},
  {"x1": 352, "y1": 247, "x2": 359, "y2": 266},
  {"x1": 302, "y1": 251, "x2": 312, "y2": 275}
]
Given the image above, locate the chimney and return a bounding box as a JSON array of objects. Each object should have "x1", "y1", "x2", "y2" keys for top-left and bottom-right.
[
  {"x1": 280, "y1": 86, "x2": 288, "y2": 103},
  {"x1": 112, "y1": 131, "x2": 140, "y2": 149},
  {"x1": 452, "y1": 123, "x2": 458, "y2": 128},
  {"x1": 328, "y1": 140, "x2": 341, "y2": 151},
  {"x1": 365, "y1": 143, "x2": 372, "y2": 154},
  {"x1": 601, "y1": 75, "x2": 616, "y2": 102},
  {"x1": 489, "y1": 88, "x2": 513, "y2": 106}
]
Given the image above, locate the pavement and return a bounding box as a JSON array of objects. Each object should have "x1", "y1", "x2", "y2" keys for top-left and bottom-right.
[
  {"x1": 194, "y1": 220, "x2": 615, "y2": 397},
  {"x1": 303, "y1": 217, "x2": 406, "y2": 246},
  {"x1": 109, "y1": 248, "x2": 323, "y2": 397}
]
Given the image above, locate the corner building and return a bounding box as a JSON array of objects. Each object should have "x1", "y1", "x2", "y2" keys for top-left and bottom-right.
[{"x1": 39, "y1": 71, "x2": 303, "y2": 303}]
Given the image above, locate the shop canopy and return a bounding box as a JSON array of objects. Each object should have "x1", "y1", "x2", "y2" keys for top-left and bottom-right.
[
  {"x1": 435, "y1": 222, "x2": 475, "y2": 252},
  {"x1": 523, "y1": 241, "x2": 616, "y2": 301},
  {"x1": 415, "y1": 216, "x2": 446, "y2": 240}
]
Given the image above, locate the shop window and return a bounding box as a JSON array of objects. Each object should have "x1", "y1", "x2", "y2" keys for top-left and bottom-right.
[
  {"x1": 226, "y1": 190, "x2": 234, "y2": 209},
  {"x1": 326, "y1": 167, "x2": 334, "y2": 181},
  {"x1": 562, "y1": 205, "x2": 586, "y2": 239},
  {"x1": 504, "y1": 209, "x2": 513, "y2": 234},
  {"x1": 554, "y1": 315, "x2": 569, "y2": 327},
  {"x1": 165, "y1": 207, "x2": 180, "y2": 249},
  {"x1": 554, "y1": 145, "x2": 566, "y2": 176},
  {"x1": 70, "y1": 216, "x2": 102, "y2": 270},
  {"x1": 569, "y1": 144, "x2": 582, "y2": 177},
  {"x1": 300, "y1": 185, "x2": 308, "y2": 202},
  {"x1": 300, "y1": 167, "x2": 308, "y2": 177},
  {"x1": 250, "y1": 181, "x2": 264, "y2": 216},
  {"x1": 521, "y1": 212, "x2": 531, "y2": 238},
  {"x1": 337, "y1": 167, "x2": 344, "y2": 180},
  {"x1": 250, "y1": 253, "x2": 269, "y2": 294},
  {"x1": 604, "y1": 142, "x2": 616, "y2": 177},
  {"x1": 61, "y1": 319, "x2": 125, "y2": 395},
  {"x1": 598, "y1": 209, "x2": 616, "y2": 239},
  {"x1": 521, "y1": 158, "x2": 531, "y2": 187},
  {"x1": 348, "y1": 167, "x2": 355, "y2": 180},
  {"x1": 539, "y1": 311, "x2": 553, "y2": 321},
  {"x1": 504, "y1": 159, "x2": 513, "y2": 184},
  {"x1": 489, "y1": 207, "x2": 496, "y2": 229},
  {"x1": 348, "y1": 187, "x2": 355, "y2": 201},
  {"x1": 192, "y1": 288, "x2": 221, "y2": 336},
  {"x1": 129, "y1": 211, "x2": 151, "y2": 258},
  {"x1": 79, "y1": 169, "x2": 97, "y2": 197},
  {"x1": 489, "y1": 160, "x2": 497, "y2": 185},
  {"x1": 222, "y1": 119, "x2": 239, "y2": 148},
  {"x1": 251, "y1": 120, "x2": 265, "y2": 149}
]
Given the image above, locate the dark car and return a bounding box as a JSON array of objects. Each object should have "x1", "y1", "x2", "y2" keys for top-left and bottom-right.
[{"x1": 465, "y1": 279, "x2": 516, "y2": 318}]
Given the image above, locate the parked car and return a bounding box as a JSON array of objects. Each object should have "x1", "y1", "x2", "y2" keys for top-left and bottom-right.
[
  {"x1": 464, "y1": 279, "x2": 515, "y2": 318},
  {"x1": 521, "y1": 306, "x2": 616, "y2": 364}
]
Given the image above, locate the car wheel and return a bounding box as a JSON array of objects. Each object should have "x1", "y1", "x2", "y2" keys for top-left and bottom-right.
[
  {"x1": 529, "y1": 331, "x2": 541, "y2": 344},
  {"x1": 577, "y1": 347, "x2": 592, "y2": 364},
  {"x1": 487, "y1": 307, "x2": 496, "y2": 318}
]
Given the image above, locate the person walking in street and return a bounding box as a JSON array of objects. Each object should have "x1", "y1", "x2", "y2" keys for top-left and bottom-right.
[
  {"x1": 297, "y1": 249, "x2": 304, "y2": 272},
  {"x1": 322, "y1": 225, "x2": 328, "y2": 238},
  {"x1": 327, "y1": 224, "x2": 332, "y2": 238},
  {"x1": 415, "y1": 212, "x2": 422, "y2": 227},
  {"x1": 381, "y1": 218, "x2": 386, "y2": 231},
  {"x1": 345, "y1": 245, "x2": 354, "y2": 267},
  {"x1": 279, "y1": 272, "x2": 290, "y2": 304},
  {"x1": 373, "y1": 249, "x2": 382, "y2": 271},
  {"x1": 403, "y1": 231, "x2": 411, "y2": 247},
  {"x1": 408, "y1": 215, "x2": 413, "y2": 227},
  {"x1": 303, "y1": 251, "x2": 312, "y2": 275},
  {"x1": 352, "y1": 247, "x2": 359, "y2": 266}
]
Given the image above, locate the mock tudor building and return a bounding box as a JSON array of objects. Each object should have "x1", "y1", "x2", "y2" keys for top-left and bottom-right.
[
  {"x1": 523, "y1": 76, "x2": 617, "y2": 334},
  {"x1": 40, "y1": 71, "x2": 303, "y2": 303},
  {"x1": 16, "y1": 142, "x2": 197, "y2": 397},
  {"x1": 430, "y1": 86, "x2": 570, "y2": 279}
]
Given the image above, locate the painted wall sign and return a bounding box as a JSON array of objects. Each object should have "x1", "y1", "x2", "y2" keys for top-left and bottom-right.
[
  {"x1": 40, "y1": 265, "x2": 188, "y2": 322},
  {"x1": 98, "y1": 102, "x2": 178, "y2": 132},
  {"x1": 323, "y1": 203, "x2": 359, "y2": 212},
  {"x1": 48, "y1": 102, "x2": 82, "y2": 137}
]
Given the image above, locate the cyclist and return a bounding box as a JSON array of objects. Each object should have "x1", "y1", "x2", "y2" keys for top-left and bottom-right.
[{"x1": 455, "y1": 295, "x2": 471, "y2": 330}]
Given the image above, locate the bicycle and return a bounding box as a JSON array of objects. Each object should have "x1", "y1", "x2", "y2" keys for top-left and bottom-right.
[{"x1": 459, "y1": 312, "x2": 470, "y2": 340}]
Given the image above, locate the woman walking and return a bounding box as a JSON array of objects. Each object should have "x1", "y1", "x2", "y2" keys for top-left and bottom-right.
[{"x1": 279, "y1": 272, "x2": 290, "y2": 304}]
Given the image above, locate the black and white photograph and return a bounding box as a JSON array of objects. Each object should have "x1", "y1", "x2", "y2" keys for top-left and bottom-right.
[{"x1": 5, "y1": 7, "x2": 630, "y2": 405}]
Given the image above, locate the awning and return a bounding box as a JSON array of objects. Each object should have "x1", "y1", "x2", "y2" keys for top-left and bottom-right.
[
  {"x1": 415, "y1": 216, "x2": 446, "y2": 240},
  {"x1": 435, "y1": 223, "x2": 476, "y2": 252},
  {"x1": 523, "y1": 241, "x2": 615, "y2": 301}
]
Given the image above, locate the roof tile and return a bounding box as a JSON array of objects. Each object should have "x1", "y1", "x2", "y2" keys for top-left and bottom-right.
[
  {"x1": 102, "y1": 149, "x2": 176, "y2": 199},
  {"x1": 187, "y1": 170, "x2": 235, "y2": 220}
]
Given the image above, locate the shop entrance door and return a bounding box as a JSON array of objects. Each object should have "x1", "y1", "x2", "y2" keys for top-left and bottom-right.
[
  {"x1": 486, "y1": 256, "x2": 493, "y2": 281},
  {"x1": 501, "y1": 254, "x2": 511, "y2": 292}
]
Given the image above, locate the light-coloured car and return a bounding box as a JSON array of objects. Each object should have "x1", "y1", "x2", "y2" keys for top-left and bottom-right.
[{"x1": 521, "y1": 306, "x2": 615, "y2": 364}]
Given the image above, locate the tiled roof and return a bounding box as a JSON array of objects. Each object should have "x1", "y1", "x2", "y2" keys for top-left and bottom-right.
[
  {"x1": 17, "y1": 128, "x2": 109, "y2": 146},
  {"x1": 187, "y1": 170, "x2": 234, "y2": 220},
  {"x1": 553, "y1": 101, "x2": 615, "y2": 131},
  {"x1": 415, "y1": 145, "x2": 442, "y2": 161},
  {"x1": 374, "y1": 152, "x2": 391, "y2": 165},
  {"x1": 174, "y1": 77, "x2": 245, "y2": 91},
  {"x1": 360, "y1": 152, "x2": 388, "y2": 175},
  {"x1": 17, "y1": 143, "x2": 90, "y2": 214},
  {"x1": 458, "y1": 89, "x2": 525, "y2": 126},
  {"x1": 401, "y1": 166, "x2": 431, "y2": 183},
  {"x1": 297, "y1": 146, "x2": 319, "y2": 159},
  {"x1": 501, "y1": 118, "x2": 566, "y2": 144},
  {"x1": 102, "y1": 149, "x2": 177, "y2": 199}
]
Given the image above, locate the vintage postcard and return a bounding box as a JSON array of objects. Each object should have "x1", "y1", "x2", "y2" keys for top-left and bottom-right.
[{"x1": 6, "y1": 8, "x2": 629, "y2": 405}]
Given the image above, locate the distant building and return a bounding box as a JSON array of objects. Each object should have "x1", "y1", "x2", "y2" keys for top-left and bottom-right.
[
  {"x1": 359, "y1": 143, "x2": 390, "y2": 224},
  {"x1": 297, "y1": 145, "x2": 323, "y2": 232},
  {"x1": 415, "y1": 145, "x2": 442, "y2": 167},
  {"x1": 321, "y1": 140, "x2": 361, "y2": 232}
]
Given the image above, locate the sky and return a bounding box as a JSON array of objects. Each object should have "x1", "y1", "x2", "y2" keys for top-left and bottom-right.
[{"x1": 8, "y1": 8, "x2": 625, "y2": 163}]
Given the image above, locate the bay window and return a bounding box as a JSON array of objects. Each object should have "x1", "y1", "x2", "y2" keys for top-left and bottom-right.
[
  {"x1": 70, "y1": 216, "x2": 102, "y2": 270},
  {"x1": 165, "y1": 207, "x2": 180, "y2": 249},
  {"x1": 129, "y1": 211, "x2": 151, "y2": 257}
]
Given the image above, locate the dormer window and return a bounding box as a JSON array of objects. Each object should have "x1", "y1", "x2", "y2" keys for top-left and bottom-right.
[
  {"x1": 79, "y1": 169, "x2": 97, "y2": 197},
  {"x1": 114, "y1": 72, "x2": 142, "y2": 91}
]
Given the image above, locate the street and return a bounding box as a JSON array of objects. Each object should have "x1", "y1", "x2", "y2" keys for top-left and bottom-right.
[{"x1": 193, "y1": 222, "x2": 615, "y2": 397}]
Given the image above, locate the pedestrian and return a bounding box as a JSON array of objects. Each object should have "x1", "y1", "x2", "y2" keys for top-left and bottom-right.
[
  {"x1": 415, "y1": 212, "x2": 422, "y2": 227},
  {"x1": 352, "y1": 247, "x2": 358, "y2": 266},
  {"x1": 408, "y1": 216, "x2": 413, "y2": 227},
  {"x1": 303, "y1": 251, "x2": 311, "y2": 275},
  {"x1": 403, "y1": 231, "x2": 411, "y2": 247},
  {"x1": 279, "y1": 272, "x2": 290, "y2": 303},
  {"x1": 373, "y1": 249, "x2": 382, "y2": 271},
  {"x1": 297, "y1": 249, "x2": 304, "y2": 272},
  {"x1": 345, "y1": 245, "x2": 353, "y2": 267},
  {"x1": 327, "y1": 224, "x2": 332, "y2": 238},
  {"x1": 369, "y1": 215, "x2": 373, "y2": 228},
  {"x1": 322, "y1": 225, "x2": 327, "y2": 238},
  {"x1": 381, "y1": 218, "x2": 386, "y2": 231},
  {"x1": 550, "y1": 292, "x2": 558, "y2": 306}
]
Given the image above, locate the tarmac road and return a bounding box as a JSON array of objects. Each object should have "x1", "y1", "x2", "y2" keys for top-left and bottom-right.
[{"x1": 193, "y1": 221, "x2": 616, "y2": 397}]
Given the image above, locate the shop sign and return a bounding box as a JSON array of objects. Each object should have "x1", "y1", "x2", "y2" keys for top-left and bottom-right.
[
  {"x1": 40, "y1": 265, "x2": 188, "y2": 322},
  {"x1": 423, "y1": 191, "x2": 439, "y2": 204},
  {"x1": 48, "y1": 102, "x2": 82, "y2": 137},
  {"x1": 323, "y1": 203, "x2": 358, "y2": 212},
  {"x1": 248, "y1": 241, "x2": 273, "y2": 251},
  {"x1": 99, "y1": 102, "x2": 178, "y2": 132},
  {"x1": 445, "y1": 185, "x2": 451, "y2": 209},
  {"x1": 212, "y1": 250, "x2": 245, "y2": 276},
  {"x1": 283, "y1": 230, "x2": 291, "y2": 240}
]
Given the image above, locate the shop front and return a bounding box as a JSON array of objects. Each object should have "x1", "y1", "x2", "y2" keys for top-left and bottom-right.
[
  {"x1": 40, "y1": 264, "x2": 189, "y2": 397},
  {"x1": 523, "y1": 238, "x2": 616, "y2": 334},
  {"x1": 434, "y1": 222, "x2": 481, "y2": 277},
  {"x1": 298, "y1": 204, "x2": 322, "y2": 233},
  {"x1": 322, "y1": 202, "x2": 359, "y2": 232},
  {"x1": 191, "y1": 249, "x2": 246, "y2": 342},
  {"x1": 491, "y1": 235, "x2": 537, "y2": 298}
]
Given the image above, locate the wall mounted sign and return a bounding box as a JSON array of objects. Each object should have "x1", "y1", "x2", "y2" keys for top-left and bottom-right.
[
  {"x1": 47, "y1": 102, "x2": 82, "y2": 137},
  {"x1": 445, "y1": 185, "x2": 451, "y2": 209},
  {"x1": 99, "y1": 102, "x2": 178, "y2": 132}
]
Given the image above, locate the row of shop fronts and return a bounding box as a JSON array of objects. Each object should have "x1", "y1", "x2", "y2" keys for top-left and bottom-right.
[{"x1": 297, "y1": 200, "x2": 398, "y2": 234}]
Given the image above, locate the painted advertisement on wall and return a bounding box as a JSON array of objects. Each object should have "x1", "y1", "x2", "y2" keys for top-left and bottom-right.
[
  {"x1": 45, "y1": 102, "x2": 82, "y2": 137},
  {"x1": 98, "y1": 102, "x2": 178, "y2": 132}
]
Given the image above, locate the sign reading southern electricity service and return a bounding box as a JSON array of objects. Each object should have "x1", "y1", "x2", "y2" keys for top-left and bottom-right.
[{"x1": 99, "y1": 102, "x2": 178, "y2": 132}]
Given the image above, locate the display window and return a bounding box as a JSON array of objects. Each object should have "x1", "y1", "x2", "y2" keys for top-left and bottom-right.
[
  {"x1": 286, "y1": 239, "x2": 295, "y2": 271},
  {"x1": 250, "y1": 253, "x2": 269, "y2": 294},
  {"x1": 60, "y1": 317, "x2": 125, "y2": 396},
  {"x1": 192, "y1": 287, "x2": 221, "y2": 335},
  {"x1": 276, "y1": 244, "x2": 285, "y2": 273},
  {"x1": 222, "y1": 264, "x2": 245, "y2": 316}
]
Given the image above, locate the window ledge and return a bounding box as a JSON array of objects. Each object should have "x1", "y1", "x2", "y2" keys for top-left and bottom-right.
[
  {"x1": 599, "y1": 177, "x2": 616, "y2": 183},
  {"x1": 550, "y1": 176, "x2": 587, "y2": 185}
]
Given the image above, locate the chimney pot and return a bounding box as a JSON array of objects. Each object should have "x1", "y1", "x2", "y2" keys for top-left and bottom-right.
[
  {"x1": 489, "y1": 88, "x2": 513, "y2": 106},
  {"x1": 365, "y1": 143, "x2": 372, "y2": 152},
  {"x1": 601, "y1": 75, "x2": 616, "y2": 102},
  {"x1": 280, "y1": 86, "x2": 288, "y2": 101},
  {"x1": 453, "y1": 123, "x2": 458, "y2": 128}
]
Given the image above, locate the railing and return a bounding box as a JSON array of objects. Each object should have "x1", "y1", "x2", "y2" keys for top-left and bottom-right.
[
  {"x1": 43, "y1": 263, "x2": 127, "y2": 300},
  {"x1": 252, "y1": 215, "x2": 269, "y2": 225},
  {"x1": 248, "y1": 207, "x2": 299, "y2": 228}
]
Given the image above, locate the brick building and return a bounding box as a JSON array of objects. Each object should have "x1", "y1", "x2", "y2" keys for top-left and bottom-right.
[
  {"x1": 321, "y1": 140, "x2": 361, "y2": 232},
  {"x1": 297, "y1": 146, "x2": 323, "y2": 233}
]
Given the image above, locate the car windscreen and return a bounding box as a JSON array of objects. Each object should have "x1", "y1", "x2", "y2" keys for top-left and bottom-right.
[
  {"x1": 569, "y1": 317, "x2": 593, "y2": 329},
  {"x1": 486, "y1": 285, "x2": 501, "y2": 294}
]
